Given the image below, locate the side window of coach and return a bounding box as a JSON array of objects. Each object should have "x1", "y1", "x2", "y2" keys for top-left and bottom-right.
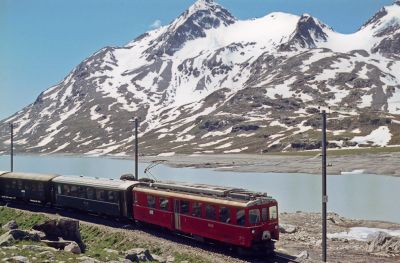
[
  {"x1": 236, "y1": 209, "x2": 245, "y2": 226},
  {"x1": 180, "y1": 200, "x2": 190, "y2": 214},
  {"x1": 205, "y1": 204, "x2": 216, "y2": 220},
  {"x1": 249, "y1": 209, "x2": 261, "y2": 225},
  {"x1": 147, "y1": 195, "x2": 156, "y2": 208},
  {"x1": 159, "y1": 197, "x2": 169, "y2": 210},
  {"x1": 219, "y1": 207, "x2": 231, "y2": 223},
  {"x1": 192, "y1": 202, "x2": 202, "y2": 217}
]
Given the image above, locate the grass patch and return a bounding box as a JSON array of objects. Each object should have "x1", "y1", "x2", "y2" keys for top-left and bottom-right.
[{"x1": 0, "y1": 206, "x2": 212, "y2": 262}]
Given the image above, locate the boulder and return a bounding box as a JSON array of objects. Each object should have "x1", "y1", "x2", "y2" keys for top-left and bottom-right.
[
  {"x1": 2, "y1": 220, "x2": 18, "y2": 231},
  {"x1": 367, "y1": 231, "x2": 400, "y2": 254},
  {"x1": 152, "y1": 255, "x2": 166, "y2": 263},
  {"x1": 0, "y1": 229, "x2": 40, "y2": 246},
  {"x1": 21, "y1": 244, "x2": 58, "y2": 252},
  {"x1": 33, "y1": 218, "x2": 84, "y2": 251},
  {"x1": 295, "y1": 250, "x2": 309, "y2": 261},
  {"x1": 76, "y1": 256, "x2": 100, "y2": 263},
  {"x1": 38, "y1": 251, "x2": 56, "y2": 261},
  {"x1": 125, "y1": 248, "x2": 153, "y2": 262},
  {"x1": 4, "y1": 256, "x2": 30, "y2": 263},
  {"x1": 64, "y1": 241, "x2": 81, "y2": 254},
  {"x1": 279, "y1": 224, "x2": 298, "y2": 234},
  {"x1": 166, "y1": 256, "x2": 175, "y2": 263},
  {"x1": 0, "y1": 233, "x2": 14, "y2": 246}
]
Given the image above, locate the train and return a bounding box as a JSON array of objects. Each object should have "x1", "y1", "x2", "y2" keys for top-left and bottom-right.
[{"x1": 0, "y1": 171, "x2": 279, "y2": 254}]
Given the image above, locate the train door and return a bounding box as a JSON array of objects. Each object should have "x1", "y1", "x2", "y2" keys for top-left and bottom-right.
[{"x1": 174, "y1": 199, "x2": 181, "y2": 230}]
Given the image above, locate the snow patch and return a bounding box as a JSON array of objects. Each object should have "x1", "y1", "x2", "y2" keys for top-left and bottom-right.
[{"x1": 351, "y1": 126, "x2": 392, "y2": 146}]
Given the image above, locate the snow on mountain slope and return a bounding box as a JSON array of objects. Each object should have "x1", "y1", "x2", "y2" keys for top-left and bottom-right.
[{"x1": 0, "y1": 0, "x2": 400, "y2": 156}]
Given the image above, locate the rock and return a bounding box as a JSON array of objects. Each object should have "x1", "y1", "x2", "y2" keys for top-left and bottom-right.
[
  {"x1": 0, "y1": 229, "x2": 40, "y2": 246},
  {"x1": 38, "y1": 251, "x2": 55, "y2": 260},
  {"x1": 21, "y1": 244, "x2": 57, "y2": 252},
  {"x1": 76, "y1": 256, "x2": 100, "y2": 263},
  {"x1": 64, "y1": 241, "x2": 81, "y2": 254},
  {"x1": 0, "y1": 234, "x2": 14, "y2": 247},
  {"x1": 166, "y1": 256, "x2": 175, "y2": 263},
  {"x1": 152, "y1": 255, "x2": 166, "y2": 263},
  {"x1": 5, "y1": 256, "x2": 30, "y2": 263},
  {"x1": 295, "y1": 250, "x2": 309, "y2": 261},
  {"x1": 104, "y1": 248, "x2": 119, "y2": 254},
  {"x1": 33, "y1": 218, "x2": 82, "y2": 242},
  {"x1": 33, "y1": 218, "x2": 84, "y2": 251},
  {"x1": 1, "y1": 220, "x2": 18, "y2": 231},
  {"x1": 367, "y1": 231, "x2": 400, "y2": 254},
  {"x1": 279, "y1": 224, "x2": 298, "y2": 234},
  {"x1": 125, "y1": 248, "x2": 153, "y2": 262}
]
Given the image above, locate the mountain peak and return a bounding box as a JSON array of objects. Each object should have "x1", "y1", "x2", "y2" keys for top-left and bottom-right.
[
  {"x1": 279, "y1": 14, "x2": 329, "y2": 51},
  {"x1": 145, "y1": 0, "x2": 235, "y2": 57}
]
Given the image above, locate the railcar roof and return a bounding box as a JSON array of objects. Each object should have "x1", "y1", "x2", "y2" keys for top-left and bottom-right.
[
  {"x1": 136, "y1": 180, "x2": 276, "y2": 208},
  {"x1": 0, "y1": 172, "x2": 60, "y2": 182},
  {"x1": 52, "y1": 175, "x2": 139, "y2": 190}
]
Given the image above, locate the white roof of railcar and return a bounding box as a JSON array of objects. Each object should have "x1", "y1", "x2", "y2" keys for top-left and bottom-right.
[
  {"x1": 135, "y1": 180, "x2": 276, "y2": 208},
  {"x1": 0, "y1": 172, "x2": 59, "y2": 182},
  {"x1": 52, "y1": 175, "x2": 139, "y2": 190}
]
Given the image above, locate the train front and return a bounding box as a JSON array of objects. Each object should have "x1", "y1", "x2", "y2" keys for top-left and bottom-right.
[{"x1": 246, "y1": 197, "x2": 279, "y2": 254}]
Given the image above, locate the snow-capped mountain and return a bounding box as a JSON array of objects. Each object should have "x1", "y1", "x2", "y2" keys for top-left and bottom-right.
[{"x1": 1, "y1": 0, "x2": 400, "y2": 156}]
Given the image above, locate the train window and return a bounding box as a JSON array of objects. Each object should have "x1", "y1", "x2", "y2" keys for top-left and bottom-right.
[
  {"x1": 77, "y1": 186, "x2": 87, "y2": 199},
  {"x1": 219, "y1": 207, "x2": 231, "y2": 223},
  {"x1": 5, "y1": 181, "x2": 10, "y2": 190},
  {"x1": 236, "y1": 209, "x2": 245, "y2": 226},
  {"x1": 192, "y1": 202, "x2": 202, "y2": 217},
  {"x1": 205, "y1": 204, "x2": 216, "y2": 220},
  {"x1": 38, "y1": 183, "x2": 44, "y2": 192},
  {"x1": 147, "y1": 195, "x2": 156, "y2": 208},
  {"x1": 159, "y1": 197, "x2": 169, "y2": 210},
  {"x1": 63, "y1": 185, "x2": 71, "y2": 195},
  {"x1": 108, "y1": 191, "x2": 118, "y2": 203},
  {"x1": 262, "y1": 208, "x2": 268, "y2": 222},
  {"x1": 96, "y1": 189, "x2": 106, "y2": 201},
  {"x1": 87, "y1": 187, "x2": 95, "y2": 200},
  {"x1": 249, "y1": 209, "x2": 261, "y2": 225},
  {"x1": 17, "y1": 180, "x2": 23, "y2": 190},
  {"x1": 11, "y1": 180, "x2": 17, "y2": 189},
  {"x1": 180, "y1": 200, "x2": 190, "y2": 215},
  {"x1": 70, "y1": 186, "x2": 78, "y2": 197},
  {"x1": 269, "y1": 206, "x2": 278, "y2": 220},
  {"x1": 31, "y1": 183, "x2": 37, "y2": 192}
]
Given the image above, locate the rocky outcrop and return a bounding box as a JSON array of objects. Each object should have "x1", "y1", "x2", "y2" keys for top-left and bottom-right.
[
  {"x1": 2, "y1": 220, "x2": 18, "y2": 231},
  {"x1": 367, "y1": 232, "x2": 400, "y2": 254},
  {"x1": 33, "y1": 218, "x2": 84, "y2": 251},
  {"x1": 0, "y1": 229, "x2": 41, "y2": 246},
  {"x1": 279, "y1": 224, "x2": 298, "y2": 234}
]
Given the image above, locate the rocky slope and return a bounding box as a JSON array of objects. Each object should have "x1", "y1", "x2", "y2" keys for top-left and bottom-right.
[{"x1": 1, "y1": 0, "x2": 400, "y2": 156}]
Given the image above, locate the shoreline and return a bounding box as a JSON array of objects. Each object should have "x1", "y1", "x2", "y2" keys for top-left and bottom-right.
[
  {"x1": 2, "y1": 152, "x2": 400, "y2": 177},
  {"x1": 137, "y1": 152, "x2": 400, "y2": 177}
]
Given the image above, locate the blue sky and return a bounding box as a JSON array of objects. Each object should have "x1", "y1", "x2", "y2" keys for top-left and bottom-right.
[{"x1": 0, "y1": 0, "x2": 395, "y2": 120}]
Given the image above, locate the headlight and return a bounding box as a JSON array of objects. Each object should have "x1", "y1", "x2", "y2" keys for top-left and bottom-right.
[
  {"x1": 262, "y1": 231, "x2": 271, "y2": 240},
  {"x1": 251, "y1": 229, "x2": 255, "y2": 234}
]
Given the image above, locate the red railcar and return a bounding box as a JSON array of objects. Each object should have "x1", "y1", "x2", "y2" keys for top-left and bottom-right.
[{"x1": 133, "y1": 181, "x2": 279, "y2": 252}]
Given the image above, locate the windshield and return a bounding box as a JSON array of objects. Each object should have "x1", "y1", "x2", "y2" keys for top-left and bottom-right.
[{"x1": 269, "y1": 205, "x2": 278, "y2": 220}]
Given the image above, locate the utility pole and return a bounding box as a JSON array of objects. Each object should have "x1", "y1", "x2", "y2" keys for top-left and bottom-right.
[
  {"x1": 135, "y1": 117, "x2": 139, "y2": 181},
  {"x1": 321, "y1": 110, "x2": 327, "y2": 262},
  {"x1": 10, "y1": 123, "x2": 14, "y2": 172}
]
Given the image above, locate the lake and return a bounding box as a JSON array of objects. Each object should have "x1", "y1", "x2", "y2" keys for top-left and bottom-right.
[{"x1": 0, "y1": 155, "x2": 399, "y2": 223}]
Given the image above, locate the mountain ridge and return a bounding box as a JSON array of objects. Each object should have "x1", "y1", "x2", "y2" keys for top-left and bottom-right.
[{"x1": 0, "y1": 0, "x2": 399, "y2": 156}]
